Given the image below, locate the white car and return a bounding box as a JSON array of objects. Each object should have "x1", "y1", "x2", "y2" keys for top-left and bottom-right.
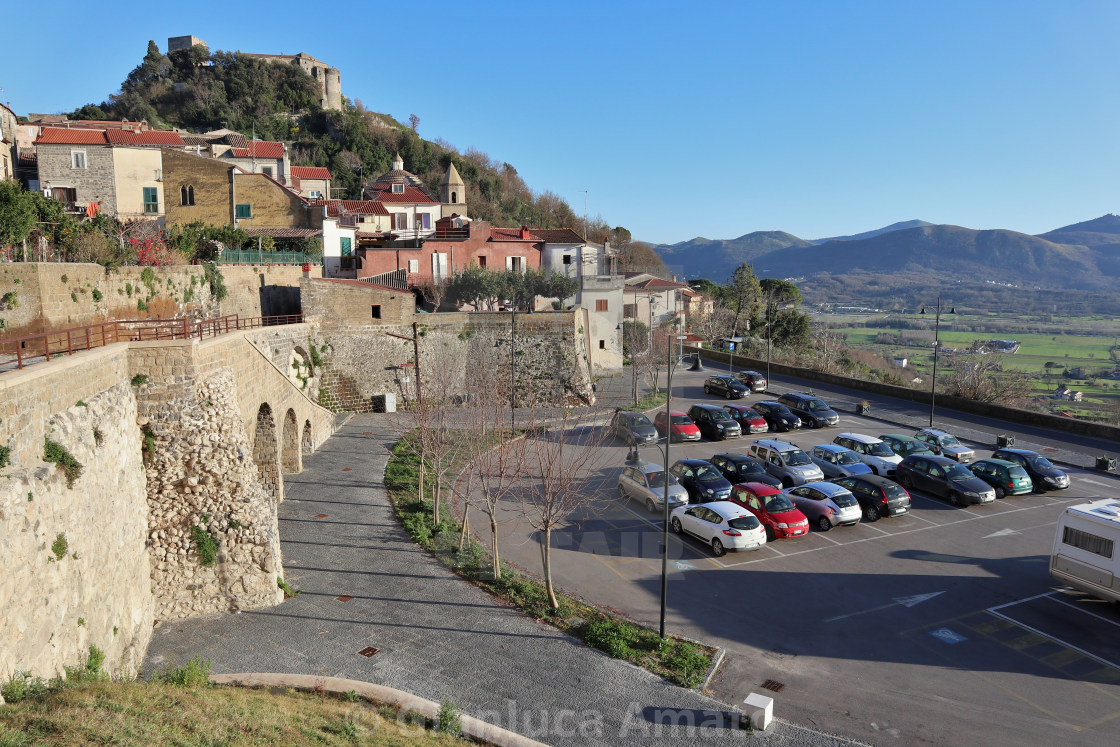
[
  {"x1": 784, "y1": 482, "x2": 862, "y2": 531},
  {"x1": 670, "y1": 501, "x2": 767, "y2": 556},
  {"x1": 833, "y1": 432, "x2": 903, "y2": 476}
]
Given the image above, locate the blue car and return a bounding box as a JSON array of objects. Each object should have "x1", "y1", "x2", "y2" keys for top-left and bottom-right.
[
  {"x1": 810, "y1": 444, "x2": 873, "y2": 479},
  {"x1": 669, "y1": 458, "x2": 733, "y2": 504}
]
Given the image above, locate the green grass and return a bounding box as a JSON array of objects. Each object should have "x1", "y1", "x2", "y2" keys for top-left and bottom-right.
[
  {"x1": 385, "y1": 433, "x2": 715, "y2": 689},
  {"x1": 623, "y1": 390, "x2": 669, "y2": 412}
]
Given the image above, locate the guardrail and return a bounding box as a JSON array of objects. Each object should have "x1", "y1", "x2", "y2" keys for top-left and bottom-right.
[
  {"x1": 218, "y1": 251, "x2": 318, "y2": 266},
  {"x1": 0, "y1": 314, "x2": 303, "y2": 371}
]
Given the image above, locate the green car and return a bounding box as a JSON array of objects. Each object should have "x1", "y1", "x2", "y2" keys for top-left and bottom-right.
[
  {"x1": 969, "y1": 458, "x2": 1033, "y2": 498},
  {"x1": 879, "y1": 433, "x2": 936, "y2": 459}
]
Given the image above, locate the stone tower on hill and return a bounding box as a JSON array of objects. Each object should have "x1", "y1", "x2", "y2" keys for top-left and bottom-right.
[{"x1": 441, "y1": 161, "x2": 466, "y2": 216}]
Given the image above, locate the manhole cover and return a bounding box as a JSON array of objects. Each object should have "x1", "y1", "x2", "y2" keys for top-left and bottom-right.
[
  {"x1": 761, "y1": 679, "x2": 785, "y2": 693},
  {"x1": 315, "y1": 514, "x2": 328, "y2": 519},
  {"x1": 336, "y1": 595, "x2": 354, "y2": 602},
  {"x1": 357, "y1": 646, "x2": 380, "y2": 658}
]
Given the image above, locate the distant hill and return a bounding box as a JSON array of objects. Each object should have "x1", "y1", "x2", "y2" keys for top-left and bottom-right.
[
  {"x1": 813, "y1": 219, "x2": 933, "y2": 244},
  {"x1": 1037, "y1": 213, "x2": 1120, "y2": 250},
  {"x1": 651, "y1": 231, "x2": 812, "y2": 282}
]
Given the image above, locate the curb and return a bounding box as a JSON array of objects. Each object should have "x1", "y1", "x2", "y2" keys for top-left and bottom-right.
[{"x1": 210, "y1": 673, "x2": 549, "y2": 747}]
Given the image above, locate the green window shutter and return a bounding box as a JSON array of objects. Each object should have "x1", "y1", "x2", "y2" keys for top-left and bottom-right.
[
  {"x1": 143, "y1": 187, "x2": 159, "y2": 213},
  {"x1": 340, "y1": 237, "x2": 352, "y2": 257},
  {"x1": 236, "y1": 204, "x2": 252, "y2": 219}
]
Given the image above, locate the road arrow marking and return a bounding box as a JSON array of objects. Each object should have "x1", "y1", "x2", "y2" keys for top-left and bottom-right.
[
  {"x1": 984, "y1": 528, "x2": 1021, "y2": 539},
  {"x1": 824, "y1": 591, "x2": 944, "y2": 622}
]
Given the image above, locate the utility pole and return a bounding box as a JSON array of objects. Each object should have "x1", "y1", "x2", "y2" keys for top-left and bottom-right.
[
  {"x1": 385, "y1": 321, "x2": 423, "y2": 409},
  {"x1": 659, "y1": 331, "x2": 672, "y2": 640}
]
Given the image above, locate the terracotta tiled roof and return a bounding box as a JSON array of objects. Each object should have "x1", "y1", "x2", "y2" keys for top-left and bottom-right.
[
  {"x1": 105, "y1": 130, "x2": 186, "y2": 146},
  {"x1": 35, "y1": 128, "x2": 108, "y2": 145},
  {"x1": 230, "y1": 141, "x2": 285, "y2": 159},
  {"x1": 181, "y1": 135, "x2": 210, "y2": 147},
  {"x1": 311, "y1": 199, "x2": 389, "y2": 217},
  {"x1": 369, "y1": 185, "x2": 438, "y2": 205},
  {"x1": 490, "y1": 228, "x2": 541, "y2": 242},
  {"x1": 243, "y1": 227, "x2": 322, "y2": 238},
  {"x1": 223, "y1": 133, "x2": 248, "y2": 149},
  {"x1": 291, "y1": 166, "x2": 332, "y2": 180},
  {"x1": 528, "y1": 228, "x2": 585, "y2": 244}
]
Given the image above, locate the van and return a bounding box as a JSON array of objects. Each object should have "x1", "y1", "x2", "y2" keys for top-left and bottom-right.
[
  {"x1": 1051, "y1": 499, "x2": 1120, "y2": 603},
  {"x1": 748, "y1": 439, "x2": 825, "y2": 487}
]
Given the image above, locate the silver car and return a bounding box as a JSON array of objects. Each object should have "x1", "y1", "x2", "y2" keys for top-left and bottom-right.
[
  {"x1": 913, "y1": 428, "x2": 975, "y2": 463},
  {"x1": 749, "y1": 439, "x2": 825, "y2": 487},
  {"x1": 670, "y1": 501, "x2": 767, "y2": 556},
  {"x1": 833, "y1": 432, "x2": 903, "y2": 476},
  {"x1": 810, "y1": 444, "x2": 873, "y2": 478},
  {"x1": 618, "y1": 461, "x2": 689, "y2": 514},
  {"x1": 785, "y1": 482, "x2": 862, "y2": 531}
]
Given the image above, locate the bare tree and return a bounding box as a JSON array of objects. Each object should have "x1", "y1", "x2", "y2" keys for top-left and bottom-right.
[
  {"x1": 941, "y1": 355, "x2": 1032, "y2": 406},
  {"x1": 408, "y1": 113, "x2": 420, "y2": 132},
  {"x1": 690, "y1": 305, "x2": 735, "y2": 348},
  {"x1": 518, "y1": 409, "x2": 611, "y2": 609},
  {"x1": 419, "y1": 275, "x2": 451, "y2": 311},
  {"x1": 636, "y1": 326, "x2": 673, "y2": 397},
  {"x1": 811, "y1": 329, "x2": 848, "y2": 373}
]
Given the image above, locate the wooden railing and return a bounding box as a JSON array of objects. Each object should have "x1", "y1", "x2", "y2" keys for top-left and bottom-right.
[{"x1": 0, "y1": 314, "x2": 304, "y2": 371}]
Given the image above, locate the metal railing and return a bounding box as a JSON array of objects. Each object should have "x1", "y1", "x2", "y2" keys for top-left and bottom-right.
[
  {"x1": 359, "y1": 269, "x2": 408, "y2": 289},
  {"x1": 218, "y1": 251, "x2": 317, "y2": 266},
  {"x1": 0, "y1": 314, "x2": 304, "y2": 371}
]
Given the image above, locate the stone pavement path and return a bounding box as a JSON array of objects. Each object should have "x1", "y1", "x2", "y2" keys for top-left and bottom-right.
[{"x1": 144, "y1": 413, "x2": 863, "y2": 746}]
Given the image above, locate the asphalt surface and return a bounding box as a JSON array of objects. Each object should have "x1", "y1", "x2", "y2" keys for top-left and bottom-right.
[
  {"x1": 143, "y1": 412, "x2": 872, "y2": 747},
  {"x1": 482, "y1": 364, "x2": 1120, "y2": 747}
]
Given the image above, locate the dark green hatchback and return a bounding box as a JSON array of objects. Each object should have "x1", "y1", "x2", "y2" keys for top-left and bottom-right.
[{"x1": 969, "y1": 458, "x2": 1033, "y2": 498}]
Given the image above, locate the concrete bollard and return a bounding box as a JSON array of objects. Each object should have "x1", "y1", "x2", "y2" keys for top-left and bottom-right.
[{"x1": 742, "y1": 692, "x2": 774, "y2": 730}]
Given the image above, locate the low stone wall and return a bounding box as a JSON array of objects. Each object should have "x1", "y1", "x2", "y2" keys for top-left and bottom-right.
[
  {"x1": 697, "y1": 348, "x2": 1120, "y2": 442},
  {"x1": 0, "y1": 380, "x2": 152, "y2": 683}
]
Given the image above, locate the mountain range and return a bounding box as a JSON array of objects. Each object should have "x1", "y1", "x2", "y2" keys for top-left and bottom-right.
[{"x1": 651, "y1": 215, "x2": 1120, "y2": 292}]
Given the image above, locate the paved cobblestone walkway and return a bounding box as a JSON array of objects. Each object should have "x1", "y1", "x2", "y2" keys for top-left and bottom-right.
[{"x1": 146, "y1": 413, "x2": 865, "y2": 746}]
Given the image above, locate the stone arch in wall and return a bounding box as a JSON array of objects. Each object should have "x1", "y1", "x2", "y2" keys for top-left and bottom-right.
[
  {"x1": 302, "y1": 420, "x2": 313, "y2": 454},
  {"x1": 281, "y1": 407, "x2": 301, "y2": 474},
  {"x1": 253, "y1": 402, "x2": 282, "y2": 502}
]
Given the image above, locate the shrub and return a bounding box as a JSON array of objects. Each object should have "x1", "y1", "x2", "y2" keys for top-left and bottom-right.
[
  {"x1": 71, "y1": 292, "x2": 78, "y2": 303},
  {"x1": 1, "y1": 672, "x2": 50, "y2": 703},
  {"x1": 44, "y1": 438, "x2": 83, "y2": 488},
  {"x1": 202, "y1": 261, "x2": 227, "y2": 302},
  {"x1": 277, "y1": 577, "x2": 302, "y2": 598},
  {"x1": 0, "y1": 445, "x2": 10, "y2": 468},
  {"x1": 60, "y1": 274, "x2": 68, "y2": 283},
  {"x1": 0, "y1": 290, "x2": 18, "y2": 309},
  {"x1": 130, "y1": 373, "x2": 149, "y2": 387},
  {"x1": 137, "y1": 299, "x2": 148, "y2": 312},
  {"x1": 437, "y1": 698, "x2": 462, "y2": 735},
  {"x1": 51, "y1": 533, "x2": 68, "y2": 561},
  {"x1": 308, "y1": 345, "x2": 323, "y2": 367},
  {"x1": 159, "y1": 656, "x2": 212, "y2": 687},
  {"x1": 91, "y1": 289, "x2": 103, "y2": 302},
  {"x1": 191, "y1": 525, "x2": 218, "y2": 566},
  {"x1": 584, "y1": 618, "x2": 639, "y2": 658}
]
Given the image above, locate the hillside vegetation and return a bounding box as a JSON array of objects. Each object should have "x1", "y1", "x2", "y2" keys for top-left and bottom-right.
[{"x1": 68, "y1": 42, "x2": 608, "y2": 237}]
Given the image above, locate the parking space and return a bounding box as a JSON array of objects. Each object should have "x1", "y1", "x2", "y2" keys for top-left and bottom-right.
[{"x1": 492, "y1": 376, "x2": 1120, "y2": 746}]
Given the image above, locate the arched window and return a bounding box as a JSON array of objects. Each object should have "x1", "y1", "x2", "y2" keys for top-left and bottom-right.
[
  {"x1": 181, "y1": 185, "x2": 195, "y2": 206},
  {"x1": 451, "y1": 191, "x2": 457, "y2": 204}
]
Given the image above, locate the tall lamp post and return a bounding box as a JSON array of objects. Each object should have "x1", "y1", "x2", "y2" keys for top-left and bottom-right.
[
  {"x1": 765, "y1": 299, "x2": 773, "y2": 393},
  {"x1": 659, "y1": 332, "x2": 673, "y2": 640},
  {"x1": 920, "y1": 297, "x2": 955, "y2": 427}
]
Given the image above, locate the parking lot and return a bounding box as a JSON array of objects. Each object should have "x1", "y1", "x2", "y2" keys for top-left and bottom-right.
[{"x1": 485, "y1": 368, "x2": 1120, "y2": 746}]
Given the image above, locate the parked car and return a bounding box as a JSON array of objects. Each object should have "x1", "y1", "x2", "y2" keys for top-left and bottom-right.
[
  {"x1": 704, "y1": 375, "x2": 750, "y2": 399},
  {"x1": 913, "y1": 428, "x2": 975, "y2": 463},
  {"x1": 832, "y1": 474, "x2": 912, "y2": 521},
  {"x1": 617, "y1": 461, "x2": 690, "y2": 513},
  {"x1": 608, "y1": 410, "x2": 659, "y2": 446},
  {"x1": 833, "y1": 433, "x2": 903, "y2": 476},
  {"x1": 810, "y1": 444, "x2": 873, "y2": 478},
  {"x1": 708, "y1": 452, "x2": 783, "y2": 488},
  {"x1": 748, "y1": 439, "x2": 825, "y2": 487},
  {"x1": 654, "y1": 410, "x2": 701, "y2": 442},
  {"x1": 686, "y1": 404, "x2": 742, "y2": 441},
  {"x1": 785, "y1": 482, "x2": 862, "y2": 531},
  {"x1": 776, "y1": 392, "x2": 841, "y2": 429},
  {"x1": 752, "y1": 401, "x2": 803, "y2": 432},
  {"x1": 723, "y1": 404, "x2": 769, "y2": 434},
  {"x1": 735, "y1": 370, "x2": 768, "y2": 392},
  {"x1": 670, "y1": 501, "x2": 767, "y2": 556},
  {"x1": 669, "y1": 459, "x2": 733, "y2": 503},
  {"x1": 991, "y1": 448, "x2": 1070, "y2": 492},
  {"x1": 895, "y1": 454, "x2": 996, "y2": 507},
  {"x1": 729, "y1": 482, "x2": 810, "y2": 539},
  {"x1": 969, "y1": 458, "x2": 1034, "y2": 498},
  {"x1": 879, "y1": 433, "x2": 936, "y2": 459}
]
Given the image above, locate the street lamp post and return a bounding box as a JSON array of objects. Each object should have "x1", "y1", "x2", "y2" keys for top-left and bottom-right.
[
  {"x1": 660, "y1": 332, "x2": 672, "y2": 640},
  {"x1": 921, "y1": 297, "x2": 955, "y2": 427},
  {"x1": 510, "y1": 306, "x2": 516, "y2": 431},
  {"x1": 765, "y1": 300, "x2": 772, "y2": 392}
]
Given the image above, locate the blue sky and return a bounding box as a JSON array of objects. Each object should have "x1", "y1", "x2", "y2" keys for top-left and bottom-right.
[{"x1": 4, "y1": 1, "x2": 1118, "y2": 244}]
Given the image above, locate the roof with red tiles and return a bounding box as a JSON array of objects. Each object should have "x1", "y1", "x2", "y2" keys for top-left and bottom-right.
[
  {"x1": 105, "y1": 130, "x2": 186, "y2": 146},
  {"x1": 311, "y1": 199, "x2": 390, "y2": 217},
  {"x1": 626, "y1": 277, "x2": 689, "y2": 290},
  {"x1": 35, "y1": 128, "x2": 108, "y2": 145},
  {"x1": 230, "y1": 141, "x2": 286, "y2": 159},
  {"x1": 489, "y1": 227, "x2": 542, "y2": 242},
  {"x1": 291, "y1": 166, "x2": 332, "y2": 180},
  {"x1": 369, "y1": 184, "x2": 439, "y2": 205},
  {"x1": 528, "y1": 228, "x2": 585, "y2": 244}
]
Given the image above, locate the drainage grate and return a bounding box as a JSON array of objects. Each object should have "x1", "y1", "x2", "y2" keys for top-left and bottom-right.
[
  {"x1": 357, "y1": 646, "x2": 380, "y2": 658},
  {"x1": 336, "y1": 595, "x2": 354, "y2": 602},
  {"x1": 761, "y1": 679, "x2": 785, "y2": 693},
  {"x1": 315, "y1": 514, "x2": 328, "y2": 519}
]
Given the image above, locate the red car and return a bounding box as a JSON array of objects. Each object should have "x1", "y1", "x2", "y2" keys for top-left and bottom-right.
[
  {"x1": 654, "y1": 410, "x2": 701, "y2": 442},
  {"x1": 723, "y1": 404, "x2": 768, "y2": 434},
  {"x1": 730, "y1": 482, "x2": 810, "y2": 539}
]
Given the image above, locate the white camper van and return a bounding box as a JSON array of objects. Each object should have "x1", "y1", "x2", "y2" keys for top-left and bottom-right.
[{"x1": 1051, "y1": 499, "x2": 1120, "y2": 603}]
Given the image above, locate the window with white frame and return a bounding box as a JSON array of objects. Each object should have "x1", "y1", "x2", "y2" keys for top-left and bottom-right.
[
  {"x1": 416, "y1": 213, "x2": 431, "y2": 230},
  {"x1": 506, "y1": 256, "x2": 525, "y2": 273},
  {"x1": 392, "y1": 183, "x2": 404, "y2": 194},
  {"x1": 310, "y1": 190, "x2": 322, "y2": 199},
  {"x1": 394, "y1": 213, "x2": 408, "y2": 230},
  {"x1": 408, "y1": 259, "x2": 419, "y2": 273},
  {"x1": 1063, "y1": 526, "x2": 1115, "y2": 558},
  {"x1": 143, "y1": 187, "x2": 159, "y2": 214},
  {"x1": 71, "y1": 150, "x2": 87, "y2": 169}
]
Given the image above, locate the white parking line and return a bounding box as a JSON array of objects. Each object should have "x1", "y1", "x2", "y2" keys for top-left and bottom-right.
[
  {"x1": 1079, "y1": 478, "x2": 1115, "y2": 489},
  {"x1": 717, "y1": 499, "x2": 1072, "y2": 567},
  {"x1": 1046, "y1": 595, "x2": 1120, "y2": 630},
  {"x1": 986, "y1": 608, "x2": 1120, "y2": 672}
]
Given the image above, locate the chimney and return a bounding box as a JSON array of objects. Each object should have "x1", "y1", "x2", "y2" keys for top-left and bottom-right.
[{"x1": 520, "y1": 225, "x2": 531, "y2": 240}]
